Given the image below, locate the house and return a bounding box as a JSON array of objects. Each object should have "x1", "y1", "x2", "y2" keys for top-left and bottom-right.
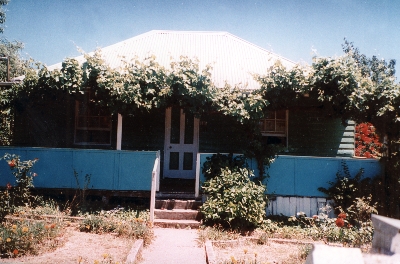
[{"x1": 1, "y1": 30, "x2": 381, "y2": 216}]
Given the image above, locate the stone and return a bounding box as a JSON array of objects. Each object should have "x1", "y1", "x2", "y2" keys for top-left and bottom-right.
[
  {"x1": 305, "y1": 244, "x2": 363, "y2": 264},
  {"x1": 371, "y1": 214, "x2": 400, "y2": 255}
]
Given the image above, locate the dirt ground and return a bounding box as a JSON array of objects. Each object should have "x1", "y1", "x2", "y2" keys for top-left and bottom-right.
[
  {"x1": 0, "y1": 227, "x2": 134, "y2": 264},
  {"x1": 213, "y1": 239, "x2": 308, "y2": 264},
  {"x1": 0, "y1": 226, "x2": 311, "y2": 264}
]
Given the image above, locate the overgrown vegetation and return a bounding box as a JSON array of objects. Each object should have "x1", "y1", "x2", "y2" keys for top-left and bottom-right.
[
  {"x1": 0, "y1": 153, "x2": 39, "y2": 221},
  {"x1": 79, "y1": 208, "x2": 153, "y2": 246},
  {"x1": 0, "y1": 154, "x2": 152, "y2": 259}
]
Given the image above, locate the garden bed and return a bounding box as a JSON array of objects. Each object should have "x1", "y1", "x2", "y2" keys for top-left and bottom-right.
[
  {"x1": 0, "y1": 224, "x2": 134, "y2": 263},
  {"x1": 211, "y1": 238, "x2": 311, "y2": 264}
]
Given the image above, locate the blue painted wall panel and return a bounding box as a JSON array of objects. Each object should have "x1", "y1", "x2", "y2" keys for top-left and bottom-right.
[
  {"x1": 292, "y1": 157, "x2": 339, "y2": 196},
  {"x1": 27, "y1": 149, "x2": 74, "y2": 188},
  {"x1": 73, "y1": 151, "x2": 116, "y2": 190},
  {"x1": 118, "y1": 152, "x2": 155, "y2": 190},
  {"x1": 198, "y1": 154, "x2": 383, "y2": 197},
  {"x1": 0, "y1": 147, "x2": 157, "y2": 191},
  {"x1": 266, "y1": 157, "x2": 295, "y2": 195}
]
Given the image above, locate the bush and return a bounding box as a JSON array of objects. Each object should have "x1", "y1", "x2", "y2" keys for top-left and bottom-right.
[
  {"x1": 0, "y1": 154, "x2": 39, "y2": 221},
  {"x1": 317, "y1": 161, "x2": 372, "y2": 214},
  {"x1": 202, "y1": 153, "x2": 247, "y2": 181},
  {"x1": 200, "y1": 168, "x2": 267, "y2": 230}
]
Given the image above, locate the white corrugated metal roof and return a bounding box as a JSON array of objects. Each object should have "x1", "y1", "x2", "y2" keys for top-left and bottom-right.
[{"x1": 48, "y1": 30, "x2": 296, "y2": 89}]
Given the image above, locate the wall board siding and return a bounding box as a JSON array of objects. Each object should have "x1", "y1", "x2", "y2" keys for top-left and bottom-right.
[
  {"x1": 199, "y1": 154, "x2": 382, "y2": 197},
  {"x1": 0, "y1": 147, "x2": 157, "y2": 191},
  {"x1": 121, "y1": 111, "x2": 165, "y2": 151},
  {"x1": 288, "y1": 109, "x2": 354, "y2": 157},
  {"x1": 199, "y1": 113, "x2": 246, "y2": 153},
  {"x1": 267, "y1": 196, "x2": 335, "y2": 217}
]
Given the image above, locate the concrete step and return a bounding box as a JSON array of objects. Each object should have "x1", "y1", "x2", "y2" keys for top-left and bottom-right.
[
  {"x1": 154, "y1": 209, "x2": 201, "y2": 221},
  {"x1": 155, "y1": 199, "x2": 202, "y2": 210},
  {"x1": 153, "y1": 219, "x2": 201, "y2": 228},
  {"x1": 156, "y1": 192, "x2": 197, "y2": 200}
]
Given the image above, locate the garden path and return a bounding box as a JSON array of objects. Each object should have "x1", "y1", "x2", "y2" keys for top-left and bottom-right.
[{"x1": 140, "y1": 227, "x2": 206, "y2": 264}]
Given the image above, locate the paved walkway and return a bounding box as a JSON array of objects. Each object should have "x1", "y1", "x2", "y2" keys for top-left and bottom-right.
[{"x1": 140, "y1": 227, "x2": 206, "y2": 264}]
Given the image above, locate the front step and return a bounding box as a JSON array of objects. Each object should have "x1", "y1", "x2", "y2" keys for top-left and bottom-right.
[
  {"x1": 156, "y1": 192, "x2": 197, "y2": 200},
  {"x1": 153, "y1": 219, "x2": 201, "y2": 228},
  {"x1": 155, "y1": 209, "x2": 201, "y2": 220},
  {"x1": 155, "y1": 199, "x2": 202, "y2": 210},
  {"x1": 153, "y1": 199, "x2": 203, "y2": 228}
]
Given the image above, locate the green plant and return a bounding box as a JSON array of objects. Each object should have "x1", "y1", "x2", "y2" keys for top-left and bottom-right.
[
  {"x1": 65, "y1": 170, "x2": 92, "y2": 215},
  {"x1": 202, "y1": 153, "x2": 247, "y2": 181},
  {"x1": 196, "y1": 225, "x2": 240, "y2": 246},
  {"x1": 79, "y1": 209, "x2": 153, "y2": 245},
  {"x1": 200, "y1": 168, "x2": 267, "y2": 230},
  {"x1": 0, "y1": 218, "x2": 62, "y2": 258},
  {"x1": 346, "y1": 195, "x2": 377, "y2": 227},
  {"x1": 318, "y1": 161, "x2": 369, "y2": 213},
  {"x1": 0, "y1": 154, "x2": 39, "y2": 221}
]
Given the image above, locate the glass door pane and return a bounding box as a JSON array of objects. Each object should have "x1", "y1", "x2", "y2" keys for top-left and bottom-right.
[
  {"x1": 184, "y1": 111, "x2": 194, "y2": 144},
  {"x1": 170, "y1": 107, "x2": 181, "y2": 144}
]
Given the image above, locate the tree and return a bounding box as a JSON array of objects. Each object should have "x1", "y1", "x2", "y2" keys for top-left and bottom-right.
[
  {"x1": 0, "y1": 0, "x2": 9, "y2": 34},
  {"x1": 0, "y1": 39, "x2": 30, "y2": 81}
]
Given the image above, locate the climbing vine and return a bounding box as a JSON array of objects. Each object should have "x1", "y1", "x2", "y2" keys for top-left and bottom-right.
[{"x1": 4, "y1": 43, "x2": 400, "y2": 215}]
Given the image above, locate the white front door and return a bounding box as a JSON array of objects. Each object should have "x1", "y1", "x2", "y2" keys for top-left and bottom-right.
[{"x1": 163, "y1": 107, "x2": 199, "y2": 179}]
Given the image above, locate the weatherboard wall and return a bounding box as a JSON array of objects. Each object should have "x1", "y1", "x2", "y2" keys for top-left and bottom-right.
[
  {"x1": 198, "y1": 154, "x2": 382, "y2": 197},
  {"x1": 0, "y1": 147, "x2": 157, "y2": 191}
]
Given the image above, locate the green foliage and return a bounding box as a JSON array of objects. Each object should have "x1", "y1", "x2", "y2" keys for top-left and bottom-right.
[
  {"x1": 202, "y1": 153, "x2": 247, "y2": 181},
  {"x1": 244, "y1": 135, "x2": 282, "y2": 182},
  {"x1": 0, "y1": 39, "x2": 33, "y2": 82},
  {"x1": 255, "y1": 62, "x2": 307, "y2": 110},
  {"x1": 346, "y1": 196, "x2": 378, "y2": 228},
  {"x1": 196, "y1": 225, "x2": 240, "y2": 246},
  {"x1": 79, "y1": 209, "x2": 153, "y2": 245},
  {"x1": 0, "y1": 212, "x2": 62, "y2": 258},
  {"x1": 200, "y1": 168, "x2": 267, "y2": 230},
  {"x1": 0, "y1": 154, "x2": 39, "y2": 221},
  {"x1": 0, "y1": 0, "x2": 8, "y2": 34},
  {"x1": 272, "y1": 204, "x2": 375, "y2": 247},
  {"x1": 318, "y1": 161, "x2": 369, "y2": 213}
]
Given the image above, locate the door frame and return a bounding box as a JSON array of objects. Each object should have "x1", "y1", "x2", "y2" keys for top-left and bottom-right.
[{"x1": 163, "y1": 107, "x2": 199, "y2": 179}]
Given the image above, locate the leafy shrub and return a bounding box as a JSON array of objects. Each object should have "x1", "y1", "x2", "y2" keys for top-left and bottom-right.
[
  {"x1": 346, "y1": 195, "x2": 378, "y2": 227},
  {"x1": 281, "y1": 203, "x2": 375, "y2": 247},
  {"x1": 0, "y1": 154, "x2": 39, "y2": 221},
  {"x1": 200, "y1": 168, "x2": 267, "y2": 230},
  {"x1": 318, "y1": 161, "x2": 372, "y2": 214},
  {"x1": 202, "y1": 153, "x2": 247, "y2": 181}
]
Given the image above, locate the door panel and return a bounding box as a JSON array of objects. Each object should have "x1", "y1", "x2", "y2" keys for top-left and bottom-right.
[{"x1": 164, "y1": 107, "x2": 199, "y2": 179}]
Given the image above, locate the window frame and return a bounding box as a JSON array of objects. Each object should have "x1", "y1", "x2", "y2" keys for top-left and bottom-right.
[
  {"x1": 259, "y1": 109, "x2": 289, "y2": 147},
  {"x1": 74, "y1": 98, "x2": 112, "y2": 146}
]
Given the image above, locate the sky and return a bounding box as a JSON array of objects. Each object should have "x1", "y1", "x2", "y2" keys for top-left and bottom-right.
[{"x1": 3, "y1": 0, "x2": 400, "y2": 76}]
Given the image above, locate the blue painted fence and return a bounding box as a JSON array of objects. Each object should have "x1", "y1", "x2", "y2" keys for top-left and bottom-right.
[
  {"x1": 198, "y1": 154, "x2": 382, "y2": 197},
  {"x1": 0, "y1": 147, "x2": 157, "y2": 191}
]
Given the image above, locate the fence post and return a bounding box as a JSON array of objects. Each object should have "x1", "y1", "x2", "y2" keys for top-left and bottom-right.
[{"x1": 149, "y1": 156, "x2": 159, "y2": 223}]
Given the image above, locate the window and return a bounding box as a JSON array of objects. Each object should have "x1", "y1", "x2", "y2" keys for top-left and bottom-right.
[
  {"x1": 74, "y1": 95, "x2": 112, "y2": 145},
  {"x1": 259, "y1": 110, "x2": 288, "y2": 146}
]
